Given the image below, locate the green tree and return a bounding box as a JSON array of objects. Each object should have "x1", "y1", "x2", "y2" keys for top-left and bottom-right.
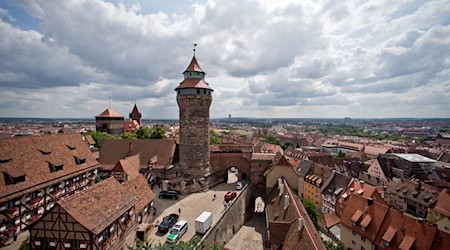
[
  {"x1": 121, "y1": 132, "x2": 137, "y2": 139},
  {"x1": 302, "y1": 198, "x2": 319, "y2": 229},
  {"x1": 281, "y1": 141, "x2": 294, "y2": 150},
  {"x1": 128, "y1": 236, "x2": 223, "y2": 250},
  {"x1": 324, "y1": 240, "x2": 344, "y2": 250},
  {"x1": 336, "y1": 151, "x2": 347, "y2": 158},
  {"x1": 265, "y1": 134, "x2": 279, "y2": 145},
  {"x1": 149, "y1": 125, "x2": 166, "y2": 139},
  {"x1": 136, "y1": 126, "x2": 166, "y2": 139},
  {"x1": 19, "y1": 237, "x2": 30, "y2": 250},
  {"x1": 83, "y1": 131, "x2": 115, "y2": 147},
  {"x1": 210, "y1": 130, "x2": 220, "y2": 144}
]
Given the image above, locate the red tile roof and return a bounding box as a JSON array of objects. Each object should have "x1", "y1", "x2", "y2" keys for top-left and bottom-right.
[
  {"x1": 123, "y1": 120, "x2": 140, "y2": 133},
  {"x1": 99, "y1": 139, "x2": 176, "y2": 171},
  {"x1": 0, "y1": 133, "x2": 99, "y2": 203},
  {"x1": 112, "y1": 153, "x2": 141, "y2": 179},
  {"x1": 96, "y1": 108, "x2": 124, "y2": 118},
  {"x1": 184, "y1": 56, "x2": 204, "y2": 73},
  {"x1": 175, "y1": 78, "x2": 212, "y2": 90},
  {"x1": 341, "y1": 194, "x2": 389, "y2": 242},
  {"x1": 432, "y1": 188, "x2": 450, "y2": 217},
  {"x1": 324, "y1": 213, "x2": 340, "y2": 228},
  {"x1": 121, "y1": 175, "x2": 155, "y2": 212},
  {"x1": 58, "y1": 177, "x2": 139, "y2": 234},
  {"x1": 267, "y1": 178, "x2": 326, "y2": 250}
]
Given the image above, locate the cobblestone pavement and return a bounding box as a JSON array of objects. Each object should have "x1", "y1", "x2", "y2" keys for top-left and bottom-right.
[
  {"x1": 225, "y1": 213, "x2": 267, "y2": 250},
  {"x1": 1, "y1": 230, "x2": 29, "y2": 250},
  {"x1": 147, "y1": 182, "x2": 241, "y2": 247}
]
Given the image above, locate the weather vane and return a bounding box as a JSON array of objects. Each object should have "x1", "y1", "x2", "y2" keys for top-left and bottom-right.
[{"x1": 191, "y1": 43, "x2": 198, "y2": 56}]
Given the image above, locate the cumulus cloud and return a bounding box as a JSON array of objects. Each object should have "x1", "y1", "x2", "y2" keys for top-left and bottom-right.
[{"x1": 0, "y1": 0, "x2": 449, "y2": 118}]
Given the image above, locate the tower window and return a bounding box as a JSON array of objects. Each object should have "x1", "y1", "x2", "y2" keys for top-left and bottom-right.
[
  {"x1": 197, "y1": 90, "x2": 200, "y2": 94},
  {"x1": 204, "y1": 90, "x2": 206, "y2": 94}
]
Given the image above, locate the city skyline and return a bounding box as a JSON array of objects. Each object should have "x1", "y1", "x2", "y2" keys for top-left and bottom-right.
[{"x1": 0, "y1": 0, "x2": 449, "y2": 119}]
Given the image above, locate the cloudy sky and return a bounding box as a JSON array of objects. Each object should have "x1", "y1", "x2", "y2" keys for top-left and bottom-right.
[{"x1": 0, "y1": 0, "x2": 449, "y2": 119}]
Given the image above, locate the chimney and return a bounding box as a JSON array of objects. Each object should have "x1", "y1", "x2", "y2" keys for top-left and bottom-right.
[
  {"x1": 129, "y1": 142, "x2": 134, "y2": 152},
  {"x1": 368, "y1": 198, "x2": 373, "y2": 206}
]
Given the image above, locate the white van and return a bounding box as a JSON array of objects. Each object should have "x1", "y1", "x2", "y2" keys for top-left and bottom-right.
[{"x1": 166, "y1": 220, "x2": 188, "y2": 243}]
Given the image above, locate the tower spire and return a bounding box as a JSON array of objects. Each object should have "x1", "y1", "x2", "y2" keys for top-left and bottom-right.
[{"x1": 192, "y1": 43, "x2": 197, "y2": 56}]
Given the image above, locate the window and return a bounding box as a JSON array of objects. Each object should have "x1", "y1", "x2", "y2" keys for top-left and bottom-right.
[
  {"x1": 203, "y1": 90, "x2": 206, "y2": 94},
  {"x1": 361, "y1": 247, "x2": 365, "y2": 250},
  {"x1": 71, "y1": 240, "x2": 80, "y2": 250},
  {"x1": 384, "y1": 240, "x2": 390, "y2": 246},
  {"x1": 445, "y1": 226, "x2": 449, "y2": 232},
  {"x1": 74, "y1": 156, "x2": 86, "y2": 165},
  {"x1": 361, "y1": 236, "x2": 366, "y2": 242},
  {"x1": 361, "y1": 226, "x2": 367, "y2": 232},
  {"x1": 351, "y1": 240, "x2": 356, "y2": 246},
  {"x1": 352, "y1": 230, "x2": 356, "y2": 236},
  {"x1": 197, "y1": 90, "x2": 200, "y2": 94}
]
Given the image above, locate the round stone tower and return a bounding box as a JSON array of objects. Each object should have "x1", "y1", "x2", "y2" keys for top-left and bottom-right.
[{"x1": 175, "y1": 55, "x2": 213, "y2": 181}]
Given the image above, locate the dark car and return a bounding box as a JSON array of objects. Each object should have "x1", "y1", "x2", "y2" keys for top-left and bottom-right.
[
  {"x1": 158, "y1": 213, "x2": 179, "y2": 233},
  {"x1": 224, "y1": 191, "x2": 237, "y2": 202},
  {"x1": 159, "y1": 190, "x2": 180, "y2": 200}
]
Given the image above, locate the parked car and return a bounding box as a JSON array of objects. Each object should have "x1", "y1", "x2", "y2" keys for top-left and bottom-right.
[
  {"x1": 235, "y1": 181, "x2": 244, "y2": 190},
  {"x1": 159, "y1": 190, "x2": 179, "y2": 200},
  {"x1": 224, "y1": 191, "x2": 237, "y2": 202},
  {"x1": 158, "y1": 214, "x2": 179, "y2": 233},
  {"x1": 166, "y1": 220, "x2": 188, "y2": 243}
]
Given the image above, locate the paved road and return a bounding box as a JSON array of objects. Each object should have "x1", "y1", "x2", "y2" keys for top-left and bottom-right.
[
  {"x1": 225, "y1": 214, "x2": 267, "y2": 250},
  {"x1": 148, "y1": 182, "x2": 241, "y2": 246}
]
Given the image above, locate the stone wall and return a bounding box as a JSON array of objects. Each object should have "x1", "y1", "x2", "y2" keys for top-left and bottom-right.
[
  {"x1": 177, "y1": 94, "x2": 212, "y2": 180},
  {"x1": 198, "y1": 181, "x2": 254, "y2": 249}
]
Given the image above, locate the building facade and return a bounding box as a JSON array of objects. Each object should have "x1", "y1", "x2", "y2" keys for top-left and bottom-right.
[
  {"x1": 0, "y1": 134, "x2": 99, "y2": 247},
  {"x1": 95, "y1": 108, "x2": 125, "y2": 137}
]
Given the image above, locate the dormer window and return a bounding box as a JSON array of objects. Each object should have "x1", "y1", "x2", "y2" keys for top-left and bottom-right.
[
  {"x1": 361, "y1": 226, "x2": 367, "y2": 231},
  {"x1": 0, "y1": 158, "x2": 11, "y2": 164},
  {"x1": 66, "y1": 145, "x2": 76, "y2": 150},
  {"x1": 384, "y1": 240, "x2": 390, "y2": 246},
  {"x1": 48, "y1": 162, "x2": 64, "y2": 172},
  {"x1": 39, "y1": 149, "x2": 51, "y2": 155},
  {"x1": 3, "y1": 172, "x2": 25, "y2": 185},
  {"x1": 74, "y1": 156, "x2": 86, "y2": 165}
]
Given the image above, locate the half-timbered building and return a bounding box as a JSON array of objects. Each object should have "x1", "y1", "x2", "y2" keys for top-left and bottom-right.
[
  {"x1": 0, "y1": 134, "x2": 99, "y2": 246},
  {"x1": 30, "y1": 176, "x2": 155, "y2": 250}
]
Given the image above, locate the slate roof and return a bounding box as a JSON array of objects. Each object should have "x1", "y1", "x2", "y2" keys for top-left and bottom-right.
[
  {"x1": 385, "y1": 179, "x2": 439, "y2": 208},
  {"x1": 322, "y1": 171, "x2": 351, "y2": 196},
  {"x1": 0, "y1": 133, "x2": 99, "y2": 203}
]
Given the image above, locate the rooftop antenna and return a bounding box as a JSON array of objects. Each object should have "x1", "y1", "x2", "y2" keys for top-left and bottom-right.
[
  {"x1": 191, "y1": 43, "x2": 198, "y2": 56},
  {"x1": 109, "y1": 96, "x2": 112, "y2": 109}
]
